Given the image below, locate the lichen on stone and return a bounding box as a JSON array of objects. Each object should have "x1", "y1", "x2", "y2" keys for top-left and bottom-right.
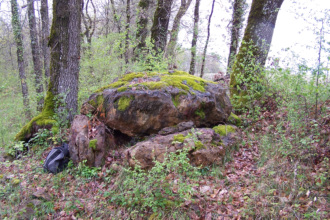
[
  {"x1": 213, "y1": 125, "x2": 236, "y2": 136},
  {"x1": 117, "y1": 95, "x2": 134, "y2": 111},
  {"x1": 228, "y1": 112, "x2": 242, "y2": 126},
  {"x1": 173, "y1": 134, "x2": 186, "y2": 143},
  {"x1": 95, "y1": 70, "x2": 216, "y2": 94},
  {"x1": 194, "y1": 141, "x2": 206, "y2": 150},
  {"x1": 89, "y1": 139, "x2": 97, "y2": 150},
  {"x1": 195, "y1": 109, "x2": 205, "y2": 119}
]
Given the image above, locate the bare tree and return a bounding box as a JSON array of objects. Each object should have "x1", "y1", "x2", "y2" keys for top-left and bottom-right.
[
  {"x1": 82, "y1": 0, "x2": 96, "y2": 73},
  {"x1": 150, "y1": 0, "x2": 174, "y2": 55},
  {"x1": 124, "y1": 0, "x2": 130, "y2": 64},
  {"x1": 227, "y1": 0, "x2": 246, "y2": 75},
  {"x1": 166, "y1": 0, "x2": 193, "y2": 67},
  {"x1": 110, "y1": 0, "x2": 122, "y2": 33},
  {"x1": 27, "y1": 0, "x2": 44, "y2": 111},
  {"x1": 82, "y1": 0, "x2": 96, "y2": 49},
  {"x1": 189, "y1": 0, "x2": 201, "y2": 75},
  {"x1": 10, "y1": 0, "x2": 31, "y2": 120},
  {"x1": 40, "y1": 0, "x2": 50, "y2": 88},
  {"x1": 200, "y1": 0, "x2": 215, "y2": 78}
]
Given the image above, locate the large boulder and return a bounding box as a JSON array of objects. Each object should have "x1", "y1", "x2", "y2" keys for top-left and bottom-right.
[
  {"x1": 124, "y1": 127, "x2": 236, "y2": 169},
  {"x1": 81, "y1": 71, "x2": 232, "y2": 137},
  {"x1": 68, "y1": 115, "x2": 131, "y2": 166}
]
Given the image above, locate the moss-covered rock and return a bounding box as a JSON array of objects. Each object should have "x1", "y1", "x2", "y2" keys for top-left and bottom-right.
[
  {"x1": 228, "y1": 112, "x2": 242, "y2": 126},
  {"x1": 80, "y1": 70, "x2": 232, "y2": 137},
  {"x1": 213, "y1": 125, "x2": 236, "y2": 136},
  {"x1": 173, "y1": 134, "x2": 186, "y2": 143},
  {"x1": 96, "y1": 70, "x2": 216, "y2": 94},
  {"x1": 117, "y1": 96, "x2": 134, "y2": 111},
  {"x1": 89, "y1": 139, "x2": 97, "y2": 150}
]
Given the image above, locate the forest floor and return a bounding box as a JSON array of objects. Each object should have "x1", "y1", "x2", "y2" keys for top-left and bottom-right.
[{"x1": 0, "y1": 97, "x2": 329, "y2": 219}]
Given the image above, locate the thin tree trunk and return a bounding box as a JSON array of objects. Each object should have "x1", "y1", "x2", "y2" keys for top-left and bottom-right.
[
  {"x1": 134, "y1": 0, "x2": 151, "y2": 59},
  {"x1": 166, "y1": 0, "x2": 192, "y2": 68},
  {"x1": 104, "y1": 0, "x2": 111, "y2": 36},
  {"x1": 124, "y1": 0, "x2": 130, "y2": 64},
  {"x1": 82, "y1": 0, "x2": 96, "y2": 73},
  {"x1": 189, "y1": 0, "x2": 201, "y2": 75},
  {"x1": 150, "y1": 0, "x2": 174, "y2": 55},
  {"x1": 110, "y1": 0, "x2": 121, "y2": 33},
  {"x1": 40, "y1": 0, "x2": 50, "y2": 88},
  {"x1": 227, "y1": 0, "x2": 246, "y2": 75},
  {"x1": 11, "y1": 0, "x2": 32, "y2": 120},
  {"x1": 200, "y1": 0, "x2": 215, "y2": 78},
  {"x1": 28, "y1": 0, "x2": 44, "y2": 111}
]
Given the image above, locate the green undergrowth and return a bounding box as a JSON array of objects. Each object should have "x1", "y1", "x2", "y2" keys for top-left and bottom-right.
[{"x1": 107, "y1": 148, "x2": 200, "y2": 216}]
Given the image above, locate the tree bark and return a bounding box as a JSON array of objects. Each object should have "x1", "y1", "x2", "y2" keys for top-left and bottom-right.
[
  {"x1": 200, "y1": 0, "x2": 215, "y2": 78},
  {"x1": 48, "y1": 0, "x2": 82, "y2": 122},
  {"x1": 227, "y1": 0, "x2": 246, "y2": 75},
  {"x1": 189, "y1": 0, "x2": 201, "y2": 75},
  {"x1": 124, "y1": 0, "x2": 131, "y2": 64},
  {"x1": 28, "y1": 0, "x2": 44, "y2": 111},
  {"x1": 166, "y1": 0, "x2": 192, "y2": 68},
  {"x1": 230, "y1": 0, "x2": 284, "y2": 105},
  {"x1": 15, "y1": 0, "x2": 82, "y2": 142},
  {"x1": 150, "y1": 0, "x2": 174, "y2": 55},
  {"x1": 10, "y1": 0, "x2": 32, "y2": 120},
  {"x1": 134, "y1": 0, "x2": 151, "y2": 59},
  {"x1": 40, "y1": 0, "x2": 50, "y2": 88}
]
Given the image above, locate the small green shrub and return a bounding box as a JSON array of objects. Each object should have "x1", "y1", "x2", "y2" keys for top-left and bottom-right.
[{"x1": 108, "y1": 148, "x2": 200, "y2": 215}]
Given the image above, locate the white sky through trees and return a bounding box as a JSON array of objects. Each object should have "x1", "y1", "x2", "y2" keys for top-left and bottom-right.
[{"x1": 1, "y1": 0, "x2": 329, "y2": 72}]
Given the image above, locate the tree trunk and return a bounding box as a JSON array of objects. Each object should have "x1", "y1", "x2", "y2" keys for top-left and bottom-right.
[
  {"x1": 40, "y1": 0, "x2": 50, "y2": 88},
  {"x1": 11, "y1": 0, "x2": 32, "y2": 120},
  {"x1": 124, "y1": 0, "x2": 131, "y2": 64},
  {"x1": 200, "y1": 0, "x2": 215, "y2": 78},
  {"x1": 134, "y1": 0, "x2": 151, "y2": 59},
  {"x1": 166, "y1": 0, "x2": 192, "y2": 68},
  {"x1": 230, "y1": 0, "x2": 284, "y2": 106},
  {"x1": 189, "y1": 0, "x2": 201, "y2": 75},
  {"x1": 227, "y1": 0, "x2": 246, "y2": 75},
  {"x1": 28, "y1": 0, "x2": 44, "y2": 111},
  {"x1": 150, "y1": 0, "x2": 174, "y2": 55},
  {"x1": 110, "y1": 0, "x2": 121, "y2": 33},
  {"x1": 15, "y1": 0, "x2": 82, "y2": 142},
  {"x1": 82, "y1": 0, "x2": 96, "y2": 73}
]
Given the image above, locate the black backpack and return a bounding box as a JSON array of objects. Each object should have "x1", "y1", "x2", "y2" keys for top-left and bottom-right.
[{"x1": 43, "y1": 143, "x2": 70, "y2": 174}]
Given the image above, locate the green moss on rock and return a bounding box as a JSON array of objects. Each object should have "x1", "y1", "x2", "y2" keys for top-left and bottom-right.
[
  {"x1": 228, "y1": 112, "x2": 242, "y2": 126},
  {"x1": 173, "y1": 134, "x2": 186, "y2": 143},
  {"x1": 88, "y1": 94, "x2": 104, "y2": 109},
  {"x1": 117, "y1": 86, "x2": 128, "y2": 92},
  {"x1": 213, "y1": 125, "x2": 236, "y2": 136},
  {"x1": 195, "y1": 141, "x2": 206, "y2": 150},
  {"x1": 89, "y1": 139, "x2": 97, "y2": 150},
  {"x1": 117, "y1": 96, "x2": 134, "y2": 111},
  {"x1": 195, "y1": 109, "x2": 205, "y2": 119},
  {"x1": 95, "y1": 71, "x2": 216, "y2": 94}
]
